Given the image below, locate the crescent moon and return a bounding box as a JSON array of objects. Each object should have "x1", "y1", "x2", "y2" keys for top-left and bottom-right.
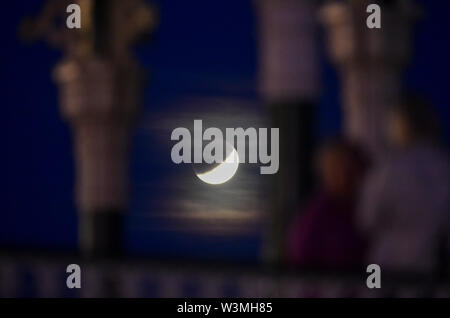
[{"x1": 195, "y1": 146, "x2": 239, "y2": 185}]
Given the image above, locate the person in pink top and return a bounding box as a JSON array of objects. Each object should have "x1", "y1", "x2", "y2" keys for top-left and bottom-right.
[{"x1": 287, "y1": 139, "x2": 369, "y2": 270}]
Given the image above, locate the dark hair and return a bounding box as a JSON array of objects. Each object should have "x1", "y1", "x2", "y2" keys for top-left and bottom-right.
[
  {"x1": 392, "y1": 95, "x2": 442, "y2": 142},
  {"x1": 316, "y1": 138, "x2": 370, "y2": 174}
]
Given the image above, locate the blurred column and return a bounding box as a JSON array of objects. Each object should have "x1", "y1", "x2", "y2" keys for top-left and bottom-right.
[
  {"x1": 23, "y1": 0, "x2": 156, "y2": 258},
  {"x1": 320, "y1": 0, "x2": 420, "y2": 157},
  {"x1": 54, "y1": 57, "x2": 142, "y2": 258},
  {"x1": 255, "y1": 0, "x2": 320, "y2": 264}
]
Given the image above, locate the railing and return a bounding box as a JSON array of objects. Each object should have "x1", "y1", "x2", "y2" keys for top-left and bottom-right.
[{"x1": 1, "y1": 251, "x2": 449, "y2": 298}]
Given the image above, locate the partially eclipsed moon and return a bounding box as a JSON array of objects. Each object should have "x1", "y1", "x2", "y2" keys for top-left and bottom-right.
[{"x1": 195, "y1": 146, "x2": 239, "y2": 185}]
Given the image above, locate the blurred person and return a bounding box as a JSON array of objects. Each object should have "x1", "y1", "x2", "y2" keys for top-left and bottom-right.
[
  {"x1": 358, "y1": 95, "x2": 450, "y2": 276},
  {"x1": 286, "y1": 139, "x2": 369, "y2": 269}
]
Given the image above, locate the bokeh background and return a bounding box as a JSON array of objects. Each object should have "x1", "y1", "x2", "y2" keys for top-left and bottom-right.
[{"x1": 0, "y1": 0, "x2": 449, "y2": 297}]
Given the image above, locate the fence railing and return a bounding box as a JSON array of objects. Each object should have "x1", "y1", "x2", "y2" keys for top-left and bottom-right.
[{"x1": 1, "y1": 252, "x2": 449, "y2": 298}]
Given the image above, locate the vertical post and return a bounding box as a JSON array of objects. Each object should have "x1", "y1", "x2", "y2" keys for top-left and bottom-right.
[
  {"x1": 320, "y1": 0, "x2": 420, "y2": 158},
  {"x1": 54, "y1": 57, "x2": 142, "y2": 257},
  {"x1": 255, "y1": 0, "x2": 320, "y2": 264},
  {"x1": 23, "y1": 0, "x2": 156, "y2": 258}
]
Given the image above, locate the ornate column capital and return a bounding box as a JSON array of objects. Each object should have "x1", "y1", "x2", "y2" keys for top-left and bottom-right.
[
  {"x1": 320, "y1": 0, "x2": 421, "y2": 157},
  {"x1": 21, "y1": 0, "x2": 157, "y2": 60},
  {"x1": 22, "y1": 0, "x2": 157, "y2": 215},
  {"x1": 320, "y1": 0, "x2": 421, "y2": 68}
]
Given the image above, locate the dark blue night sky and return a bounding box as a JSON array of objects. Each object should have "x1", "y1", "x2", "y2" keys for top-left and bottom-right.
[{"x1": 1, "y1": 0, "x2": 449, "y2": 260}]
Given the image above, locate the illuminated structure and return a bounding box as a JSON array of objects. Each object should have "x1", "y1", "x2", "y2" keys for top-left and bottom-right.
[
  {"x1": 22, "y1": 0, "x2": 157, "y2": 257},
  {"x1": 320, "y1": 0, "x2": 420, "y2": 158},
  {"x1": 255, "y1": 0, "x2": 320, "y2": 263}
]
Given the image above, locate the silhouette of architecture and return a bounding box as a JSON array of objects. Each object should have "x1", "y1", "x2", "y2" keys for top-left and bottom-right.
[
  {"x1": 22, "y1": 0, "x2": 157, "y2": 257},
  {"x1": 320, "y1": 0, "x2": 420, "y2": 158},
  {"x1": 255, "y1": 0, "x2": 320, "y2": 264}
]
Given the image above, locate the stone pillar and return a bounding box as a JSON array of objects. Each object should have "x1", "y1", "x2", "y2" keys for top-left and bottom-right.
[
  {"x1": 320, "y1": 0, "x2": 420, "y2": 158},
  {"x1": 22, "y1": 0, "x2": 156, "y2": 258},
  {"x1": 54, "y1": 57, "x2": 142, "y2": 257},
  {"x1": 255, "y1": 0, "x2": 320, "y2": 264}
]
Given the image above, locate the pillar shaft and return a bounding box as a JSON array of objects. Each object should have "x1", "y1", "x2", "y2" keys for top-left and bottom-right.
[
  {"x1": 321, "y1": 0, "x2": 420, "y2": 157},
  {"x1": 54, "y1": 57, "x2": 143, "y2": 257},
  {"x1": 21, "y1": 0, "x2": 157, "y2": 257},
  {"x1": 255, "y1": 0, "x2": 320, "y2": 264}
]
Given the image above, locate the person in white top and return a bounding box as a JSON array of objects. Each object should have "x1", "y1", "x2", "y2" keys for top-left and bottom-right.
[{"x1": 358, "y1": 96, "x2": 450, "y2": 275}]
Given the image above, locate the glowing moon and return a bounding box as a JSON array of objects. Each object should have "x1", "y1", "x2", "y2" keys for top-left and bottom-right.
[{"x1": 195, "y1": 146, "x2": 239, "y2": 185}]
